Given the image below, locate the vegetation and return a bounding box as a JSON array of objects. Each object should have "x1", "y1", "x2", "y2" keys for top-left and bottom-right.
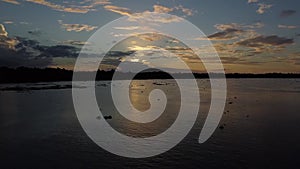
[{"x1": 1, "y1": 67, "x2": 300, "y2": 83}]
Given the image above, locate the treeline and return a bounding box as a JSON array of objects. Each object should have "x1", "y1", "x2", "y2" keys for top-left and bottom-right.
[
  {"x1": 0, "y1": 67, "x2": 300, "y2": 83},
  {"x1": 0, "y1": 67, "x2": 73, "y2": 83}
]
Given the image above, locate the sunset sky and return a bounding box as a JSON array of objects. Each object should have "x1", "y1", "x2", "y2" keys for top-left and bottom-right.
[{"x1": 0, "y1": 0, "x2": 299, "y2": 73}]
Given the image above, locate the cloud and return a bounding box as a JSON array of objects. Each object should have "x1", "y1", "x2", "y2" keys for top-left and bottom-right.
[
  {"x1": 175, "y1": 5, "x2": 195, "y2": 16},
  {"x1": 104, "y1": 5, "x2": 132, "y2": 16},
  {"x1": 20, "y1": 21, "x2": 29, "y2": 25},
  {"x1": 26, "y1": 0, "x2": 110, "y2": 13},
  {"x1": 4, "y1": 21, "x2": 13, "y2": 24},
  {"x1": 248, "y1": 1, "x2": 272, "y2": 15},
  {"x1": 137, "y1": 33, "x2": 165, "y2": 42},
  {"x1": 129, "y1": 11, "x2": 183, "y2": 23},
  {"x1": 26, "y1": 0, "x2": 88, "y2": 13},
  {"x1": 0, "y1": 47, "x2": 52, "y2": 68},
  {"x1": 278, "y1": 24, "x2": 298, "y2": 29},
  {"x1": 127, "y1": 45, "x2": 159, "y2": 51},
  {"x1": 28, "y1": 29, "x2": 42, "y2": 36},
  {"x1": 39, "y1": 45, "x2": 79, "y2": 58},
  {"x1": 113, "y1": 26, "x2": 139, "y2": 30},
  {"x1": 233, "y1": 35, "x2": 294, "y2": 56},
  {"x1": 203, "y1": 25, "x2": 294, "y2": 61},
  {"x1": 0, "y1": 24, "x2": 18, "y2": 50},
  {"x1": 7, "y1": 37, "x2": 133, "y2": 68},
  {"x1": 237, "y1": 35, "x2": 294, "y2": 47},
  {"x1": 58, "y1": 20, "x2": 97, "y2": 32},
  {"x1": 152, "y1": 4, "x2": 195, "y2": 16},
  {"x1": 198, "y1": 23, "x2": 296, "y2": 71},
  {"x1": 93, "y1": 50, "x2": 136, "y2": 68},
  {"x1": 208, "y1": 28, "x2": 243, "y2": 40},
  {"x1": 118, "y1": 45, "x2": 198, "y2": 72},
  {"x1": 280, "y1": 10, "x2": 296, "y2": 17},
  {"x1": 62, "y1": 40, "x2": 91, "y2": 46},
  {"x1": 215, "y1": 23, "x2": 240, "y2": 31},
  {"x1": 164, "y1": 46, "x2": 197, "y2": 61},
  {"x1": 243, "y1": 22, "x2": 264, "y2": 29},
  {"x1": 106, "y1": 50, "x2": 135, "y2": 58},
  {"x1": 207, "y1": 22, "x2": 263, "y2": 40},
  {"x1": 214, "y1": 22, "x2": 264, "y2": 31},
  {"x1": 195, "y1": 21, "x2": 295, "y2": 64},
  {"x1": 0, "y1": 36, "x2": 18, "y2": 50},
  {"x1": 0, "y1": 30, "x2": 79, "y2": 67},
  {"x1": 0, "y1": 24, "x2": 8, "y2": 37},
  {"x1": 9, "y1": 37, "x2": 79, "y2": 58},
  {"x1": 104, "y1": 4, "x2": 194, "y2": 22},
  {"x1": 2, "y1": 0, "x2": 20, "y2": 5},
  {"x1": 0, "y1": 36, "x2": 51, "y2": 67},
  {"x1": 0, "y1": 26, "x2": 83, "y2": 68},
  {"x1": 15, "y1": 37, "x2": 39, "y2": 48},
  {"x1": 256, "y1": 3, "x2": 272, "y2": 14},
  {"x1": 248, "y1": 0, "x2": 258, "y2": 4},
  {"x1": 87, "y1": 0, "x2": 111, "y2": 5},
  {"x1": 153, "y1": 5, "x2": 173, "y2": 13}
]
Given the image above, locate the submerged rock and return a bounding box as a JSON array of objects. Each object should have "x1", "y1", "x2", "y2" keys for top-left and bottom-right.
[
  {"x1": 104, "y1": 115, "x2": 112, "y2": 120},
  {"x1": 153, "y1": 82, "x2": 168, "y2": 86},
  {"x1": 96, "y1": 115, "x2": 112, "y2": 120},
  {"x1": 99, "y1": 83, "x2": 108, "y2": 87},
  {"x1": 219, "y1": 124, "x2": 226, "y2": 130}
]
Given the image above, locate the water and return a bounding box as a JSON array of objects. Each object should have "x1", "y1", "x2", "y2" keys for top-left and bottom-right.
[{"x1": 0, "y1": 79, "x2": 300, "y2": 168}]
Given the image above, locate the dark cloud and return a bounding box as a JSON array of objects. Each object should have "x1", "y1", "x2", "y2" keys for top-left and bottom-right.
[
  {"x1": 208, "y1": 28, "x2": 243, "y2": 40},
  {"x1": 0, "y1": 35, "x2": 81, "y2": 67},
  {"x1": 1, "y1": 24, "x2": 134, "y2": 68},
  {"x1": 280, "y1": 10, "x2": 296, "y2": 17},
  {"x1": 15, "y1": 37, "x2": 39, "y2": 49},
  {"x1": 100, "y1": 50, "x2": 136, "y2": 66},
  {"x1": 13, "y1": 37, "x2": 79, "y2": 58},
  {"x1": 28, "y1": 29, "x2": 42, "y2": 36},
  {"x1": 106, "y1": 50, "x2": 135, "y2": 57},
  {"x1": 0, "y1": 47, "x2": 52, "y2": 68},
  {"x1": 39, "y1": 45, "x2": 79, "y2": 58},
  {"x1": 0, "y1": 35, "x2": 51, "y2": 68},
  {"x1": 237, "y1": 35, "x2": 294, "y2": 47}
]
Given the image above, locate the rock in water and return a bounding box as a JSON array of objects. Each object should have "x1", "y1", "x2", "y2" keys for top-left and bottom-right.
[{"x1": 104, "y1": 115, "x2": 112, "y2": 120}]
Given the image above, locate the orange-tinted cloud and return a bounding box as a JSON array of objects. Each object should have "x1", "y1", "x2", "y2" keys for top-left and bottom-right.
[
  {"x1": 0, "y1": 24, "x2": 8, "y2": 37},
  {"x1": 256, "y1": 3, "x2": 272, "y2": 14},
  {"x1": 26, "y1": 0, "x2": 110, "y2": 13},
  {"x1": 153, "y1": 5, "x2": 173, "y2": 13},
  {"x1": 104, "y1": 5, "x2": 132, "y2": 16},
  {"x1": 58, "y1": 20, "x2": 97, "y2": 32},
  {"x1": 2, "y1": 0, "x2": 19, "y2": 5},
  {"x1": 104, "y1": 4, "x2": 195, "y2": 20}
]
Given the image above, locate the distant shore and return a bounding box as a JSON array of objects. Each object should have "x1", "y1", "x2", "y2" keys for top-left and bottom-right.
[{"x1": 1, "y1": 67, "x2": 300, "y2": 83}]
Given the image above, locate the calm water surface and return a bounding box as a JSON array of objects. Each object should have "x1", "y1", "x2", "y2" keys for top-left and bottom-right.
[{"x1": 0, "y1": 79, "x2": 300, "y2": 169}]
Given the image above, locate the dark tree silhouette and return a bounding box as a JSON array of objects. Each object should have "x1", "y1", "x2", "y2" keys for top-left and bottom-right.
[{"x1": 0, "y1": 67, "x2": 299, "y2": 83}]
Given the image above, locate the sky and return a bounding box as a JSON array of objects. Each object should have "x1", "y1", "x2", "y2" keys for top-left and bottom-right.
[{"x1": 0, "y1": 0, "x2": 300, "y2": 73}]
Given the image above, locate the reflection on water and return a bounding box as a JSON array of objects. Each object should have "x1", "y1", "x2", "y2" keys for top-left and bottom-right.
[
  {"x1": 96, "y1": 79, "x2": 182, "y2": 138},
  {"x1": 0, "y1": 79, "x2": 300, "y2": 168}
]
